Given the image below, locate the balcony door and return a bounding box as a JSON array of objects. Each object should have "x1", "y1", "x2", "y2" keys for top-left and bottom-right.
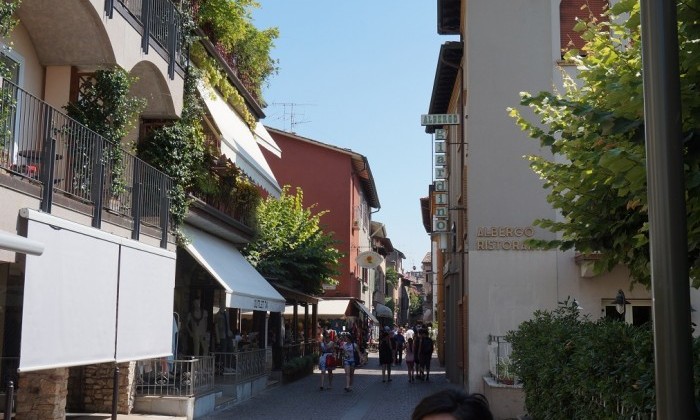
[{"x1": 0, "y1": 45, "x2": 23, "y2": 166}]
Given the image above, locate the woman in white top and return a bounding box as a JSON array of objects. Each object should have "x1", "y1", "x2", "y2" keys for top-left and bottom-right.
[
  {"x1": 318, "y1": 333, "x2": 336, "y2": 390},
  {"x1": 341, "y1": 334, "x2": 358, "y2": 392}
]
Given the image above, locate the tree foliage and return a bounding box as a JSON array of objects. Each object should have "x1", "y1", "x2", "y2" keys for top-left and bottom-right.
[
  {"x1": 194, "y1": 0, "x2": 278, "y2": 103},
  {"x1": 508, "y1": 0, "x2": 700, "y2": 287},
  {"x1": 507, "y1": 300, "x2": 659, "y2": 419},
  {"x1": 409, "y1": 290, "x2": 423, "y2": 318},
  {"x1": 385, "y1": 266, "x2": 399, "y2": 290},
  {"x1": 244, "y1": 186, "x2": 342, "y2": 295}
]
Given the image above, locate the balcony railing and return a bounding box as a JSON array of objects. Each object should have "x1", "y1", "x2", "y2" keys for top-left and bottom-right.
[
  {"x1": 108, "y1": 0, "x2": 188, "y2": 79},
  {"x1": 487, "y1": 335, "x2": 517, "y2": 385},
  {"x1": 136, "y1": 356, "x2": 215, "y2": 397},
  {"x1": 0, "y1": 80, "x2": 172, "y2": 248},
  {"x1": 212, "y1": 348, "x2": 271, "y2": 385},
  {"x1": 136, "y1": 349, "x2": 271, "y2": 397}
]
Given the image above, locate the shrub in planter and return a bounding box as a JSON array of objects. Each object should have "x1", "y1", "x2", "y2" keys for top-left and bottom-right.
[{"x1": 506, "y1": 299, "x2": 667, "y2": 419}]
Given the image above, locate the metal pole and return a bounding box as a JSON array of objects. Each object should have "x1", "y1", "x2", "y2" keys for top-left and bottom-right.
[
  {"x1": 4, "y1": 380, "x2": 13, "y2": 419},
  {"x1": 640, "y1": 0, "x2": 694, "y2": 417},
  {"x1": 111, "y1": 365, "x2": 119, "y2": 420}
]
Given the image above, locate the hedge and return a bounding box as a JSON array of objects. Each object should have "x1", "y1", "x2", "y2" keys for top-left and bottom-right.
[{"x1": 506, "y1": 300, "x2": 700, "y2": 419}]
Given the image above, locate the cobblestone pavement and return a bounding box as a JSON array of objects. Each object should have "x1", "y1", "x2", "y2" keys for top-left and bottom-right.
[{"x1": 202, "y1": 352, "x2": 460, "y2": 420}]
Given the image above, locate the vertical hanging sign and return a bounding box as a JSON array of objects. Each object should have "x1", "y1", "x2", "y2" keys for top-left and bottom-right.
[{"x1": 433, "y1": 128, "x2": 448, "y2": 232}]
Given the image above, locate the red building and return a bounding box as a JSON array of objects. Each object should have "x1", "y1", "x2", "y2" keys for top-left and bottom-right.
[{"x1": 263, "y1": 127, "x2": 380, "y2": 302}]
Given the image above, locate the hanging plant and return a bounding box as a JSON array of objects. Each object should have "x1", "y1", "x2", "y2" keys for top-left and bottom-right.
[
  {"x1": 65, "y1": 67, "x2": 145, "y2": 198},
  {"x1": 137, "y1": 67, "x2": 206, "y2": 242},
  {"x1": 190, "y1": 42, "x2": 256, "y2": 128}
]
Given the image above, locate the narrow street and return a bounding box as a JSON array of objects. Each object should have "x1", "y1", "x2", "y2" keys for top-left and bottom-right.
[{"x1": 203, "y1": 352, "x2": 459, "y2": 419}]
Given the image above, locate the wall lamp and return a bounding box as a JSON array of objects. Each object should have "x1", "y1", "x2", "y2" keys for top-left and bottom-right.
[{"x1": 615, "y1": 289, "x2": 630, "y2": 315}]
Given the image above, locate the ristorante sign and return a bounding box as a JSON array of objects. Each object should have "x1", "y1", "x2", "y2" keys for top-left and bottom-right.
[{"x1": 476, "y1": 226, "x2": 536, "y2": 251}]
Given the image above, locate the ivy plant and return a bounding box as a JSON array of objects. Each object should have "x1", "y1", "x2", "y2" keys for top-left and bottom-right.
[
  {"x1": 508, "y1": 0, "x2": 700, "y2": 287},
  {"x1": 65, "y1": 68, "x2": 145, "y2": 198},
  {"x1": 137, "y1": 67, "x2": 206, "y2": 240}
]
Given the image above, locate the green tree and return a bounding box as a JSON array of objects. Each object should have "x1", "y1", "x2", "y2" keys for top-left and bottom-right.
[
  {"x1": 244, "y1": 186, "x2": 342, "y2": 295},
  {"x1": 385, "y1": 266, "x2": 399, "y2": 290},
  {"x1": 409, "y1": 290, "x2": 423, "y2": 318},
  {"x1": 508, "y1": 0, "x2": 700, "y2": 287}
]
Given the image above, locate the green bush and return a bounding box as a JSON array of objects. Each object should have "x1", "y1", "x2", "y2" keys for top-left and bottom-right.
[
  {"x1": 506, "y1": 300, "x2": 676, "y2": 419},
  {"x1": 281, "y1": 354, "x2": 317, "y2": 383}
]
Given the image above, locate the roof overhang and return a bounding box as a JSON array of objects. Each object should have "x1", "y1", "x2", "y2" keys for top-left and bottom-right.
[
  {"x1": 437, "y1": 0, "x2": 461, "y2": 35},
  {"x1": 426, "y1": 41, "x2": 463, "y2": 134}
]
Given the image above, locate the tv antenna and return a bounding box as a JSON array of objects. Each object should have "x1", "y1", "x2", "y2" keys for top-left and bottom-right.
[{"x1": 270, "y1": 102, "x2": 313, "y2": 133}]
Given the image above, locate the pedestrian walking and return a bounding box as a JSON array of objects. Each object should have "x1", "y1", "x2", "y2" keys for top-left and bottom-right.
[
  {"x1": 393, "y1": 328, "x2": 405, "y2": 365},
  {"x1": 318, "y1": 332, "x2": 336, "y2": 390},
  {"x1": 379, "y1": 330, "x2": 395, "y2": 382},
  {"x1": 341, "y1": 333, "x2": 358, "y2": 392},
  {"x1": 405, "y1": 336, "x2": 416, "y2": 382},
  {"x1": 417, "y1": 328, "x2": 434, "y2": 382}
]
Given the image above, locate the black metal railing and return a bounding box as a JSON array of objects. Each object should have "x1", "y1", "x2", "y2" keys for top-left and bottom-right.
[
  {"x1": 0, "y1": 80, "x2": 172, "y2": 248},
  {"x1": 114, "y1": 0, "x2": 188, "y2": 79},
  {"x1": 136, "y1": 356, "x2": 215, "y2": 397}
]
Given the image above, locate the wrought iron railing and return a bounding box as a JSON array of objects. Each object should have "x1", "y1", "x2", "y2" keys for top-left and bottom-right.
[
  {"x1": 112, "y1": 0, "x2": 188, "y2": 78},
  {"x1": 487, "y1": 335, "x2": 517, "y2": 385},
  {"x1": 0, "y1": 80, "x2": 172, "y2": 247},
  {"x1": 136, "y1": 356, "x2": 214, "y2": 397},
  {"x1": 212, "y1": 348, "x2": 270, "y2": 385}
]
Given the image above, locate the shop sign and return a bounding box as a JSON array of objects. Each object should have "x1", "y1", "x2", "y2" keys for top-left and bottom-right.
[{"x1": 421, "y1": 114, "x2": 460, "y2": 126}]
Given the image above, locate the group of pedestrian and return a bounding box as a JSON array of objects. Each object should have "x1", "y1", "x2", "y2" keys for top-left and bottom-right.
[
  {"x1": 378, "y1": 325, "x2": 434, "y2": 383},
  {"x1": 318, "y1": 329, "x2": 361, "y2": 392}
]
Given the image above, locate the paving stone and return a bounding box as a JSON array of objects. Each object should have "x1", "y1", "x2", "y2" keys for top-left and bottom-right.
[{"x1": 202, "y1": 352, "x2": 460, "y2": 420}]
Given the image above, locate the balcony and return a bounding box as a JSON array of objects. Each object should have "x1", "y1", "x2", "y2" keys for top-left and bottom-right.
[
  {"x1": 0, "y1": 79, "x2": 172, "y2": 248},
  {"x1": 110, "y1": 0, "x2": 188, "y2": 79}
]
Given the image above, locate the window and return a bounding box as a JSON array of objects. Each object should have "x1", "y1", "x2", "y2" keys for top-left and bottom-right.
[
  {"x1": 0, "y1": 45, "x2": 23, "y2": 165},
  {"x1": 603, "y1": 299, "x2": 652, "y2": 326},
  {"x1": 560, "y1": 0, "x2": 608, "y2": 56}
]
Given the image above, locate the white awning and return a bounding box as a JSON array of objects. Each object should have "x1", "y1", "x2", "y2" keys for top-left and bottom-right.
[
  {"x1": 19, "y1": 209, "x2": 175, "y2": 372},
  {"x1": 198, "y1": 82, "x2": 281, "y2": 197},
  {"x1": 284, "y1": 298, "x2": 349, "y2": 316},
  {"x1": 254, "y1": 123, "x2": 281, "y2": 157},
  {"x1": 183, "y1": 225, "x2": 285, "y2": 312}
]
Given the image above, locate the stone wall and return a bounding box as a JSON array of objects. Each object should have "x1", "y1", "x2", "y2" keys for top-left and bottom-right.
[
  {"x1": 81, "y1": 362, "x2": 136, "y2": 414},
  {"x1": 15, "y1": 368, "x2": 69, "y2": 420},
  {"x1": 14, "y1": 362, "x2": 137, "y2": 419}
]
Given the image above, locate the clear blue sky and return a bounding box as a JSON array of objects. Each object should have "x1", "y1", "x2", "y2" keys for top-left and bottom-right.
[{"x1": 254, "y1": 1, "x2": 457, "y2": 270}]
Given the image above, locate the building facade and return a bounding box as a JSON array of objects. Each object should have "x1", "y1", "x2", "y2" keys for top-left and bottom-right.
[
  {"x1": 425, "y1": 1, "x2": 700, "y2": 418},
  {"x1": 0, "y1": 1, "x2": 185, "y2": 417},
  {"x1": 263, "y1": 128, "x2": 381, "y2": 323}
]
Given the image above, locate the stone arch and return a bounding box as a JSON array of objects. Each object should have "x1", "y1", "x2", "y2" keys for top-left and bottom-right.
[
  {"x1": 129, "y1": 60, "x2": 177, "y2": 119},
  {"x1": 17, "y1": 0, "x2": 116, "y2": 66}
]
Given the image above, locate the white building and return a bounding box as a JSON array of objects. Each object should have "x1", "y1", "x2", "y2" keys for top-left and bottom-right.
[{"x1": 426, "y1": 1, "x2": 700, "y2": 418}]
